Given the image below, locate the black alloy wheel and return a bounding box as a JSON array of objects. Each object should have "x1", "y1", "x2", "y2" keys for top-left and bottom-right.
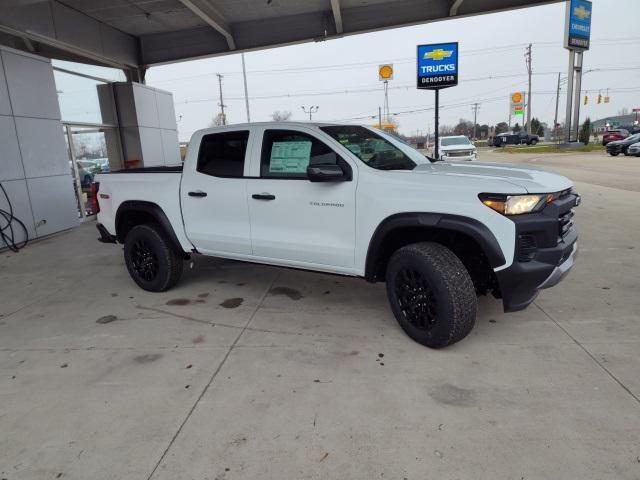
[
  {"x1": 394, "y1": 268, "x2": 437, "y2": 331},
  {"x1": 130, "y1": 238, "x2": 159, "y2": 282}
]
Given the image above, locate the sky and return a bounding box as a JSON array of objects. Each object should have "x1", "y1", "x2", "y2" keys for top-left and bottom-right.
[{"x1": 60, "y1": 0, "x2": 640, "y2": 141}]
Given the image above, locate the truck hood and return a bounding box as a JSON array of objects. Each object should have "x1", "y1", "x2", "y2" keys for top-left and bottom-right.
[{"x1": 413, "y1": 160, "x2": 573, "y2": 193}]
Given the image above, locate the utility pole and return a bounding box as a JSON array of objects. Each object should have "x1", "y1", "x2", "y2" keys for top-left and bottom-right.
[
  {"x1": 216, "y1": 73, "x2": 226, "y2": 125},
  {"x1": 554, "y1": 72, "x2": 562, "y2": 139},
  {"x1": 301, "y1": 105, "x2": 319, "y2": 121},
  {"x1": 471, "y1": 103, "x2": 480, "y2": 139},
  {"x1": 241, "y1": 53, "x2": 250, "y2": 123},
  {"x1": 378, "y1": 106, "x2": 382, "y2": 129},
  {"x1": 525, "y1": 43, "x2": 532, "y2": 134}
]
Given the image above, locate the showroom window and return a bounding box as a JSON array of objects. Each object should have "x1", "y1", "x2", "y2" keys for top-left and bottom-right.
[{"x1": 53, "y1": 61, "x2": 124, "y2": 220}]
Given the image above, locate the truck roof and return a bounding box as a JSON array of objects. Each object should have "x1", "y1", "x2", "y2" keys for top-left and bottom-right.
[{"x1": 191, "y1": 121, "x2": 362, "y2": 137}]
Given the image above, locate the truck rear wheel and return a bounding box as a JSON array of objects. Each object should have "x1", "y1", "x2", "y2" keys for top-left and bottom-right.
[
  {"x1": 385, "y1": 242, "x2": 476, "y2": 348},
  {"x1": 124, "y1": 224, "x2": 183, "y2": 292}
]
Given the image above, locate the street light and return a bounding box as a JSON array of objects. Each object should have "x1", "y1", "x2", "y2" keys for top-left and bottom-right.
[{"x1": 302, "y1": 105, "x2": 319, "y2": 121}]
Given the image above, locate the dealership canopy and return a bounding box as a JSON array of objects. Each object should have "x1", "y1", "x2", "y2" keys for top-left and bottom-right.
[{"x1": 0, "y1": 0, "x2": 562, "y2": 75}]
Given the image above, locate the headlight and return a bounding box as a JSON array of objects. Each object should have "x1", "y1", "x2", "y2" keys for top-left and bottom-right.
[{"x1": 479, "y1": 193, "x2": 553, "y2": 215}]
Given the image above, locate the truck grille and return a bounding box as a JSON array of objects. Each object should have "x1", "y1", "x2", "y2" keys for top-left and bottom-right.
[
  {"x1": 447, "y1": 150, "x2": 473, "y2": 157},
  {"x1": 559, "y1": 210, "x2": 575, "y2": 237}
]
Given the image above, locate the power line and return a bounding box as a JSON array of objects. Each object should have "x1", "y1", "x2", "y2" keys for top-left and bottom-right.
[
  {"x1": 150, "y1": 37, "x2": 640, "y2": 84},
  {"x1": 173, "y1": 66, "x2": 640, "y2": 105}
]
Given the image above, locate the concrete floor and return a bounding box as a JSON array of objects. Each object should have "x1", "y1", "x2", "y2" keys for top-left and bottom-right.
[{"x1": 1, "y1": 151, "x2": 639, "y2": 480}]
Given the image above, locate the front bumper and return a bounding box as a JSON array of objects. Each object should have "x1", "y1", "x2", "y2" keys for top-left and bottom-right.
[
  {"x1": 442, "y1": 153, "x2": 477, "y2": 161},
  {"x1": 606, "y1": 145, "x2": 624, "y2": 154},
  {"x1": 495, "y1": 192, "x2": 579, "y2": 312}
]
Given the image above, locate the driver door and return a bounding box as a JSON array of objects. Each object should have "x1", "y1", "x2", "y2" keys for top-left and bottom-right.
[{"x1": 246, "y1": 127, "x2": 357, "y2": 270}]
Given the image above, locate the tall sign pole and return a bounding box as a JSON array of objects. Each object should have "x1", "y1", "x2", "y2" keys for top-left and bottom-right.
[
  {"x1": 417, "y1": 42, "x2": 459, "y2": 160},
  {"x1": 564, "y1": 0, "x2": 592, "y2": 142}
]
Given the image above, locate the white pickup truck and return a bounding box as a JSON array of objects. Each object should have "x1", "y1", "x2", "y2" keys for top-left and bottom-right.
[{"x1": 95, "y1": 122, "x2": 579, "y2": 348}]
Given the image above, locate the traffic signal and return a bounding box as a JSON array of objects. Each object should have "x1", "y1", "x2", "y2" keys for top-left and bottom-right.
[
  {"x1": 604, "y1": 96, "x2": 610, "y2": 104},
  {"x1": 584, "y1": 95, "x2": 588, "y2": 105},
  {"x1": 597, "y1": 94, "x2": 602, "y2": 104}
]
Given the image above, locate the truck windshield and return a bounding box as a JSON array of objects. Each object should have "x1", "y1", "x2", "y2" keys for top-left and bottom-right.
[
  {"x1": 441, "y1": 136, "x2": 471, "y2": 146},
  {"x1": 320, "y1": 125, "x2": 424, "y2": 170}
]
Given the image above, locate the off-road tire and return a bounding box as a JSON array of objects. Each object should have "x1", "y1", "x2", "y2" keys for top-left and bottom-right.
[
  {"x1": 124, "y1": 224, "x2": 183, "y2": 292},
  {"x1": 610, "y1": 152, "x2": 619, "y2": 156},
  {"x1": 530, "y1": 139, "x2": 538, "y2": 145},
  {"x1": 385, "y1": 242, "x2": 477, "y2": 348}
]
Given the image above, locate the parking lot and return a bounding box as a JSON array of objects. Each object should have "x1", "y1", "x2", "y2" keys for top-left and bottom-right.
[{"x1": 1, "y1": 151, "x2": 639, "y2": 480}]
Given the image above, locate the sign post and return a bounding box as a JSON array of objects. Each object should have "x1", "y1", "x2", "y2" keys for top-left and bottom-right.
[
  {"x1": 417, "y1": 42, "x2": 459, "y2": 160},
  {"x1": 564, "y1": 0, "x2": 592, "y2": 142}
]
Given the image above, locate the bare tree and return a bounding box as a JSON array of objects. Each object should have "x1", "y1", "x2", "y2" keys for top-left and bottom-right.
[{"x1": 271, "y1": 110, "x2": 292, "y2": 122}]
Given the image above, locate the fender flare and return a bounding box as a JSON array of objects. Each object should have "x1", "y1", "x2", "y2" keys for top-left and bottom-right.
[
  {"x1": 364, "y1": 212, "x2": 506, "y2": 281},
  {"x1": 115, "y1": 200, "x2": 185, "y2": 255}
]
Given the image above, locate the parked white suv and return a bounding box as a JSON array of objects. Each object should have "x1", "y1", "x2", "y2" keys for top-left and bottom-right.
[
  {"x1": 435, "y1": 135, "x2": 477, "y2": 161},
  {"x1": 94, "y1": 122, "x2": 579, "y2": 348}
]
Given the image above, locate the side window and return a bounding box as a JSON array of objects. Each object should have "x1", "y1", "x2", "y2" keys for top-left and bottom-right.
[
  {"x1": 260, "y1": 129, "x2": 339, "y2": 179},
  {"x1": 197, "y1": 130, "x2": 249, "y2": 178}
]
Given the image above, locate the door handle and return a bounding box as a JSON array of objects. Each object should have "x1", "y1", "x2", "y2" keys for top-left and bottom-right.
[
  {"x1": 252, "y1": 193, "x2": 276, "y2": 201},
  {"x1": 188, "y1": 191, "x2": 207, "y2": 197}
]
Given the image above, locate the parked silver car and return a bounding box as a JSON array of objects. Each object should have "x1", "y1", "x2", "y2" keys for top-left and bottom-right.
[{"x1": 628, "y1": 141, "x2": 640, "y2": 156}]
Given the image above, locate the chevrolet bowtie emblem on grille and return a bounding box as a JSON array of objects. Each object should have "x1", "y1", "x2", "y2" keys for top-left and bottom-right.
[
  {"x1": 573, "y1": 5, "x2": 591, "y2": 20},
  {"x1": 423, "y1": 49, "x2": 453, "y2": 61}
]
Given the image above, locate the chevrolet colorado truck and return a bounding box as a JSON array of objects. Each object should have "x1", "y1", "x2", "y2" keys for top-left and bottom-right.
[{"x1": 94, "y1": 123, "x2": 579, "y2": 348}]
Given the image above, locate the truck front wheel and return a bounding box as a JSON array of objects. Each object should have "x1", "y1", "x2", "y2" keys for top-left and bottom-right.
[
  {"x1": 124, "y1": 224, "x2": 183, "y2": 292},
  {"x1": 385, "y1": 242, "x2": 477, "y2": 348}
]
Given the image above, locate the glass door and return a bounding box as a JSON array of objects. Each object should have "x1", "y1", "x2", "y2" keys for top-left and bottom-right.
[{"x1": 64, "y1": 124, "x2": 123, "y2": 220}]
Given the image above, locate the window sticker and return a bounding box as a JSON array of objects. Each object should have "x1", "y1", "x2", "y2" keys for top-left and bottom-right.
[{"x1": 269, "y1": 141, "x2": 312, "y2": 173}]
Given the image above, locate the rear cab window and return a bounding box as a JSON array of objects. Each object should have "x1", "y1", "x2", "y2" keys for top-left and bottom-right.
[
  {"x1": 260, "y1": 129, "x2": 342, "y2": 179},
  {"x1": 197, "y1": 130, "x2": 249, "y2": 178}
]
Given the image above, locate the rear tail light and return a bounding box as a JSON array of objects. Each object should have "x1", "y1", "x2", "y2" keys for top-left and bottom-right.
[{"x1": 90, "y1": 182, "x2": 100, "y2": 214}]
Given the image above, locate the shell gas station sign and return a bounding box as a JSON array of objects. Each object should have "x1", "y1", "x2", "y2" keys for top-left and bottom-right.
[{"x1": 510, "y1": 91, "x2": 525, "y2": 116}]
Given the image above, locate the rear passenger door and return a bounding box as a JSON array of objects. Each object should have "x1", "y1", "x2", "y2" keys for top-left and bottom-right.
[
  {"x1": 181, "y1": 129, "x2": 253, "y2": 255},
  {"x1": 245, "y1": 127, "x2": 357, "y2": 269}
]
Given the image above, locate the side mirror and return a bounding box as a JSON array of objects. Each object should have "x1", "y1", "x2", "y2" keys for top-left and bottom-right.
[{"x1": 307, "y1": 164, "x2": 347, "y2": 182}]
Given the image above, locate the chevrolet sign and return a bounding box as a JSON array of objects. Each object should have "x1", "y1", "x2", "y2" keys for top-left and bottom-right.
[
  {"x1": 417, "y1": 42, "x2": 459, "y2": 89},
  {"x1": 565, "y1": 0, "x2": 592, "y2": 51}
]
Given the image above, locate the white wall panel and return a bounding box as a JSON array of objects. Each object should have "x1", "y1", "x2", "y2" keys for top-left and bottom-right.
[
  {"x1": 0, "y1": 179, "x2": 36, "y2": 248},
  {"x1": 27, "y1": 175, "x2": 79, "y2": 237},
  {"x1": 2, "y1": 50, "x2": 60, "y2": 120},
  {"x1": 113, "y1": 83, "x2": 137, "y2": 127},
  {"x1": 156, "y1": 92, "x2": 178, "y2": 130},
  {"x1": 0, "y1": 115, "x2": 23, "y2": 181},
  {"x1": 15, "y1": 117, "x2": 69, "y2": 178},
  {"x1": 160, "y1": 129, "x2": 181, "y2": 166},
  {"x1": 138, "y1": 127, "x2": 164, "y2": 166},
  {"x1": 0, "y1": 53, "x2": 11, "y2": 116},
  {"x1": 133, "y1": 84, "x2": 160, "y2": 128}
]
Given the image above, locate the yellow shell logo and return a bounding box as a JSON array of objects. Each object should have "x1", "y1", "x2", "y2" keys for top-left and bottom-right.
[
  {"x1": 379, "y1": 65, "x2": 393, "y2": 79},
  {"x1": 511, "y1": 92, "x2": 523, "y2": 104}
]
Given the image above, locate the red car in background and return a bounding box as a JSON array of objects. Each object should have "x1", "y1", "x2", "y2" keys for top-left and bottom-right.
[{"x1": 602, "y1": 129, "x2": 629, "y2": 145}]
